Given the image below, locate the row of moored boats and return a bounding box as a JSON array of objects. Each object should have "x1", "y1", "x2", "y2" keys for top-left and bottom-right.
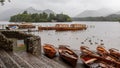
[
  {"x1": 8, "y1": 23, "x2": 87, "y2": 31},
  {"x1": 43, "y1": 44, "x2": 120, "y2": 68}
]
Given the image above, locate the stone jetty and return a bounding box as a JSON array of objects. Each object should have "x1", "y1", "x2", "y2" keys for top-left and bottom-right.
[{"x1": 0, "y1": 30, "x2": 66, "y2": 68}]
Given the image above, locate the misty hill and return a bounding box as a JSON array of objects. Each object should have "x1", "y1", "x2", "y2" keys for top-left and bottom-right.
[
  {"x1": 24, "y1": 7, "x2": 42, "y2": 14},
  {"x1": 76, "y1": 8, "x2": 114, "y2": 17},
  {"x1": 114, "y1": 11, "x2": 120, "y2": 15},
  {"x1": 0, "y1": 7, "x2": 54, "y2": 21},
  {"x1": 24, "y1": 7, "x2": 54, "y2": 14},
  {"x1": 73, "y1": 14, "x2": 120, "y2": 21}
]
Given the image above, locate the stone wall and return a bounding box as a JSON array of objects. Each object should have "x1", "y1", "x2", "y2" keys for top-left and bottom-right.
[
  {"x1": 0, "y1": 33, "x2": 14, "y2": 51},
  {"x1": 0, "y1": 31, "x2": 41, "y2": 56},
  {"x1": 24, "y1": 36, "x2": 41, "y2": 56},
  {"x1": 1, "y1": 31, "x2": 33, "y2": 39}
]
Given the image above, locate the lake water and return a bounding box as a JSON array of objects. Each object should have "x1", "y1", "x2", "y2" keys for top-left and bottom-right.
[
  {"x1": 32, "y1": 21, "x2": 120, "y2": 51},
  {"x1": 1, "y1": 21, "x2": 120, "y2": 51}
]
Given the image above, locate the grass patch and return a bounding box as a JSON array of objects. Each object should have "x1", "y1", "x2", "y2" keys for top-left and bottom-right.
[{"x1": 13, "y1": 44, "x2": 26, "y2": 52}]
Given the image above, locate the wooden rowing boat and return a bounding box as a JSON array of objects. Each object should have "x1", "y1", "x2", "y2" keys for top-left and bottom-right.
[
  {"x1": 80, "y1": 54, "x2": 115, "y2": 68},
  {"x1": 96, "y1": 45, "x2": 109, "y2": 57},
  {"x1": 80, "y1": 53, "x2": 120, "y2": 68},
  {"x1": 109, "y1": 48, "x2": 120, "y2": 62},
  {"x1": 80, "y1": 46, "x2": 98, "y2": 67},
  {"x1": 58, "y1": 45, "x2": 78, "y2": 67},
  {"x1": 80, "y1": 46, "x2": 120, "y2": 68},
  {"x1": 96, "y1": 45, "x2": 118, "y2": 62},
  {"x1": 109, "y1": 48, "x2": 120, "y2": 57},
  {"x1": 43, "y1": 44, "x2": 56, "y2": 58}
]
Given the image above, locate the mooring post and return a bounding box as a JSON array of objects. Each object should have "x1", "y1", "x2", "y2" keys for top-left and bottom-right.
[{"x1": 24, "y1": 36, "x2": 41, "y2": 56}]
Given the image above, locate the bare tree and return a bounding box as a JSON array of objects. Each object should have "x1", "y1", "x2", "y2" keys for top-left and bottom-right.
[{"x1": 0, "y1": 0, "x2": 10, "y2": 5}]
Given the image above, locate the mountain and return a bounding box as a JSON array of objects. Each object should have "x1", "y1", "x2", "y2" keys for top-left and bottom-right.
[
  {"x1": 24, "y1": 7, "x2": 42, "y2": 14},
  {"x1": 72, "y1": 14, "x2": 120, "y2": 21},
  {"x1": 114, "y1": 11, "x2": 120, "y2": 14},
  {"x1": 0, "y1": 7, "x2": 54, "y2": 21},
  {"x1": 43, "y1": 9, "x2": 54, "y2": 14},
  {"x1": 76, "y1": 8, "x2": 114, "y2": 18}
]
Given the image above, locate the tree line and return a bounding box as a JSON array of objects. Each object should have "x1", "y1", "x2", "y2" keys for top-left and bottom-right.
[
  {"x1": 72, "y1": 14, "x2": 120, "y2": 21},
  {"x1": 9, "y1": 11, "x2": 72, "y2": 22}
]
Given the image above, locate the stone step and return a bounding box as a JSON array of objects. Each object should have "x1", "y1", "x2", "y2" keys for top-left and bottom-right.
[
  {"x1": 0, "y1": 50, "x2": 69, "y2": 68},
  {"x1": 17, "y1": 52, "x2": 53, "y2": 68},
  {"x1": 38, "y1": 55, "x2": 67, "y2": 68},
  {"x1": 8, "y1": 52, "x2": 34, "y2": 68},
  {"x1": 0, "y1": 50, "x2": 21, "y2": 68},
  {"x1": 0, "y1": 58, "x2": 7, "y2": 68}
]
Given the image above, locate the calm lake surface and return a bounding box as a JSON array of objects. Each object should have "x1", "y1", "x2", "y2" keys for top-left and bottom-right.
[
  {"x1": 1, "y1": 21, "x2": 120, "y2": 50},
  {"x1": 32, "y1": 21, "x2": 120, "y2": 51}
]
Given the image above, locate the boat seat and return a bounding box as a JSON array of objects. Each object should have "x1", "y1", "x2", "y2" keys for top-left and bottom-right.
[{"x1": 64, "y1": 50, "x2": 73, "y2": 55}]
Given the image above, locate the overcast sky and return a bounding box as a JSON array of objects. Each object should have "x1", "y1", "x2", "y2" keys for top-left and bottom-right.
[{"x1": 0, "y1": 0, "x2": 120, "y2": 16}]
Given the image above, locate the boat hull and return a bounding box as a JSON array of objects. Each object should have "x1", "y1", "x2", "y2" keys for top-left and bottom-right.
[
  {"x1": 43, "y1": 44, "x2": 56, "y2": 58},
  {"x1": 58, "y1": 45, "x2": 78, "y2": 67}
]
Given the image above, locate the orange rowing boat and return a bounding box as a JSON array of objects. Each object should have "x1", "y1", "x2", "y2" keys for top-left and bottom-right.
[{"x1": 43, "y1": 44, "x2": 56, "y2": 58}]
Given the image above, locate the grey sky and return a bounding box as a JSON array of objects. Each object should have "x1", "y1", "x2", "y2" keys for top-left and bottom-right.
[{"x1": 0, "y1": 0, "x2": 120, "y2": 16}]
